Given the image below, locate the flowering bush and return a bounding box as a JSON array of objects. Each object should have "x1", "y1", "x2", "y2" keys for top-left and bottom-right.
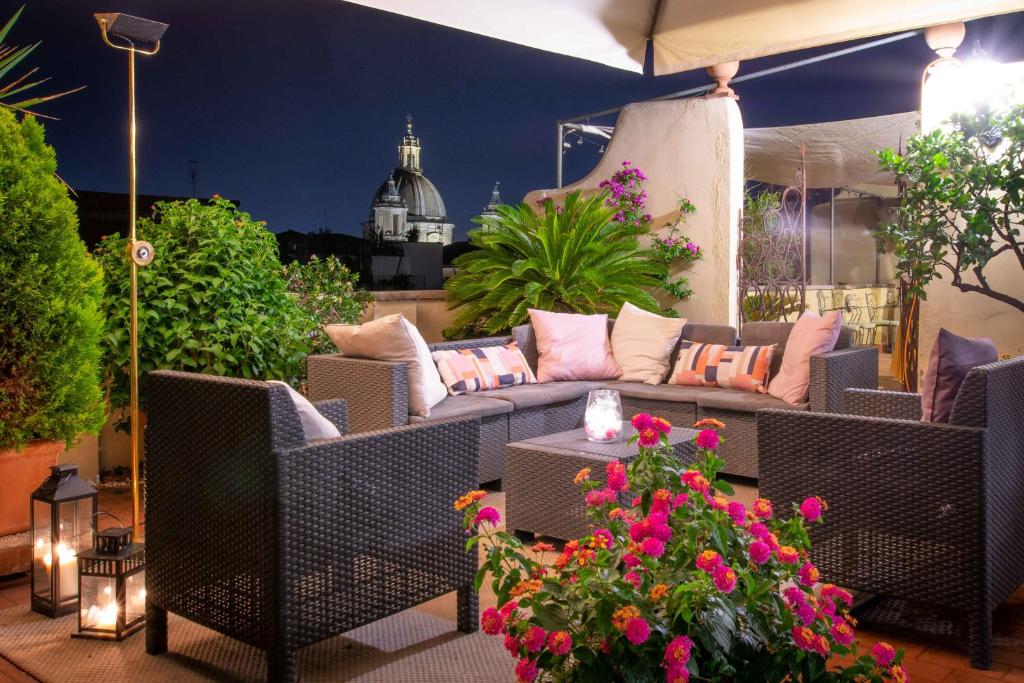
[
  {"x1": 601, "y1": 162, "x2": 702, "y2": 304},
  {"x1": 458, "y1": 416, "x2": 907, "y2": 682}
]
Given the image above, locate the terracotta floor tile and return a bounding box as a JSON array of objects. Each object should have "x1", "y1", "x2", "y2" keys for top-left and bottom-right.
[
  {"x1": 1003, "y1": 668, "x2": 1024, "y2": 683},
  {"x1": 899, "y1": 656, "x2": 955, "y2": 681}
]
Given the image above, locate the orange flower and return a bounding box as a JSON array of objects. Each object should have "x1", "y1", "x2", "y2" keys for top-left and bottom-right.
[
  {"x1": 889, "y1": 665, "x2": 908, "y2": 683},
  {"x1": 574, "y1": 467, "x2": 592, "y2": 484},
  {"x1": 649, "y1": 583, "x2": 669, "y2": 601},
  {"x1": 510, "y1": 579, "x2": 544, "y2": 597},
  {"x1": 531, "y1": 541, "x2": 555, "y2": 553},
  {"x1": 693, "y1": 418, "x2": 726, "y2": 429},
  {"x1": 612, "y1": 606, "x2": 641, "y2": 632},
  {"x1": 454, "y1": 490, "x2": 488, "y2": 511}
]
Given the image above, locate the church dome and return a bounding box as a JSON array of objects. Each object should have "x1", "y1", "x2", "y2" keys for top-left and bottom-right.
[{"x1": 371, "y1": 168, "x2": 447, "y2": 223}]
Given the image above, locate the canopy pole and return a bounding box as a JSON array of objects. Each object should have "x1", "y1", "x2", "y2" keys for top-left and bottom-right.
[{"x1": 556, "y1": 121, "x2": 564, "y2": 188}]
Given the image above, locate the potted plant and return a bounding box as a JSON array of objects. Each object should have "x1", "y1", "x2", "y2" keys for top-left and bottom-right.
[
  {"x1": 0, "y1": 108, "x2": 106, "y2": 539},
  {"x1": 457, "y1": 417, "x2": 907, "y2": 681}
]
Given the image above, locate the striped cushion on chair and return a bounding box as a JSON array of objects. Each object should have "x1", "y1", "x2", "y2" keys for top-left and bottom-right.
[
  {"x1": 668, "y1": 341, "x2": 777, "y2": 394},
  {"x1": 432, "y1": 342, "x2": 537, "y2": 395}
]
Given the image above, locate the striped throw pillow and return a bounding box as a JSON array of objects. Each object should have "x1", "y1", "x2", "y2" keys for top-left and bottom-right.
[
  {"x1": 433, "y1": 342, "x2": 537, "y2": 396},
  {"x1": 668, "y1": 341, "x2": 777, "y2": 394}
]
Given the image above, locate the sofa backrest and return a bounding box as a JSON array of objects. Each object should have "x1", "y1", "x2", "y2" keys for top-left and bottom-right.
[{"x1": 739, "y1": 321, "x2": 856, "y2": 381}]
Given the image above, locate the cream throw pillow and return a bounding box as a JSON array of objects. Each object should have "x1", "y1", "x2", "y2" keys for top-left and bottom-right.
[
  {"x1": 324, "y1": 314, "x2": 447, "y2": 418},
  {"x1": 610, "y1": 302, "x2": 687, "y2": 384},
  {"x1": 267, "y1": 381, "x2": 342, "y2": 441}
]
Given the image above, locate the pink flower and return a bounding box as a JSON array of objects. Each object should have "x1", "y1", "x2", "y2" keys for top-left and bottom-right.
[
  {"x1": 749, "y1": 540, "x2": 771, "y2": 564},
  {"x1": 524, "y1": 626, "x2": 546, "y2": 653},
  {"x1": 631, "y1": 413, "x2": 654, "y2": 431},
  {"x1": 663, "y1": 635, "x2": 694, "y2": 668},
  {"x1": 481, "y1": 607, "x2": 504, "y2": 635},
  {"x1": 547, "y1": 630, "x2": 572, "y2": 656},
  {"x1": 593, "y1": 528, "x2": 614, "y2": 549},
  {"x1": 652, "y1": 417, "x2": 672, "y2": 434},
  {"x1": 712, "y1": 564, "x2": 737, "y2": 593},
  {"x1": 474, "y1": 506, "x2": 501, "y2": 527},
  {"x1": 696, "y1": 550, "x2": 722, "y2": 573},
  {"x1": 500, "y1": 600, "x2": 519, "y2": 617},
  {"x1": 640, "y1": 537, "x2": 665, "y2": 558},
  {"x1": 665, "y1": 666, "x2": 690, "y2": 683},
  {"x1": 752, "y1": 497, "x2": 773, "y2": 519},
  {"x1": 681, "y1": 470, "x2": 710, "y2": 494},
  {"x1": 831, "y1": 618, "x2": 855, "y2": 646},
  {"x1": 777, "y1": 546, "x2": 799, "y2": 564},
  {"x1": 638, "y1": 427, "x2": 660, "y2": 448},
  {"x1": 748, "y1": 522, "x2": 770, "y2": 539},
  {"x1": 651, "y1": 488, "x2": 672, "y2": 514},
  {"x1": 798, "y1": 562, "x2": 820, "y2": 587},
  {"x1": 585, "y1": 487, "x2": 617, "y2": 507},
  {"x1": 872, "y1": 642, "x2": 896, "y2": 667},
  {"x1": 606, "y1": 461, "x2": 628, "y2": 492},
  {"x1": 727, "y1": 501, "x2": 747, "y2": 525},
  {"x1": 624, "y1": 570, "x2": 642, "y2": 588},
  {"x1": 515, "y1": 658, "x2": 539, "y2": 682},
  {"x1": 625, "y1": 617, "x2": 651, "y2": 645},
  {"x1": 695, "y1": 429, "x2": 720, "y2": 450},
  {"x1": 503, "y1": 633, "x2": 522, "y2": 655},
  {"x1": 672, "y1": 492, "x2": 690, "y2": 509},
  {"x1": 799, "y1": 496, "x2": 823, "y2": 522},
  {"x1": 821, "y1": 584, "x2": 854, "y2": 607},
  {"x1": 792, "y1": 625, "x2": 816, "y2": 651},
  {"x1": 623, "y1": 552, "x2": 641, "y2": 568}
]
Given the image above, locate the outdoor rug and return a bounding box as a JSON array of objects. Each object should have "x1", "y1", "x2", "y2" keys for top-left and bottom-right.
[{"x1": 0, "y1": 593, "x2": 515, "y2": 682}]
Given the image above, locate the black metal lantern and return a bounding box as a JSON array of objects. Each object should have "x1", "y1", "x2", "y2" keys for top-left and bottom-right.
[
  {"x1": 72, "y1": 527, "x2": 146, "y2": 640},
  {"x1": 30, "y1": 465, "x2": 98, "y2": 618}
]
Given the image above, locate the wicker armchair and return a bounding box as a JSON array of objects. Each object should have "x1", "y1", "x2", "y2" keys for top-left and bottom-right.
[
  {"x1": 758, "y1": 356, "x2": 1024, "y2": 669},
  {"x1": 143, "y1": 370, "x2": 480, "y2": 682}
]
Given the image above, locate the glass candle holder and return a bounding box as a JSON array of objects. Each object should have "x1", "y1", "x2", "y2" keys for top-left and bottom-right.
[{"x1": 584, "y1": 390, "x2": 623, "y2": 443}]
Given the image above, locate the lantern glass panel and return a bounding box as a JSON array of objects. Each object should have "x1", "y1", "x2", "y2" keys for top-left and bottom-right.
[
  {"x1": 80, "y1": 575, "x2": 118, "y2": 632},
  {"x1": 125, "y1": 569, "x2": 146, "y2": 624},
  {"x1": 31, "y1": 500, "x2": 51, "y2": 601}
]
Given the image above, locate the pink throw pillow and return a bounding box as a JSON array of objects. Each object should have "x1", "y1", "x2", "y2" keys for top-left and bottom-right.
[
  {"x1": 528, "y1": 309, "x2": 622, "y2": 383},
  {"x1": 767, "y1": 310, "x2": 843, "y2": 405}
]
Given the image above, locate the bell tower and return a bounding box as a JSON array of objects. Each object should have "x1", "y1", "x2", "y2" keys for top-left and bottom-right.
[{"x1": 397, "y1": 114, "x2": 421, "y2": 172}]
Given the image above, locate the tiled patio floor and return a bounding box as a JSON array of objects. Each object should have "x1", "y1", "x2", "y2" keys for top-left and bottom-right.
[{"x1": 2, "y1": 489, "x2": 1022, "y2": 682}]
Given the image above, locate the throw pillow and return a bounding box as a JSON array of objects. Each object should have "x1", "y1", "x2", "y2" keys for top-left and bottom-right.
[
  {"x1": 668, "y1": 341, "x2": 776, "y2": 393},
  {"x1": 767, "y1": 310, "x2": 843, "y2": 405},
  {"x1": 267, "y1": 381, "x2": 342, "y2": 441},
  {"x1": 921, "y1": 328, "x2": 997, "y2": 423},
  {"x1": 610, "y1": 302, "x2": 687, "y2": 385},
  {"x1": 528, "y1": 309, "x2": 622, "y2": 383},
  {"x1": 433, "y1": 342, "x2": 537, "y2": 395},
  {"x1": 324, "y1": 314, "x2": 447, "y2": 418}
]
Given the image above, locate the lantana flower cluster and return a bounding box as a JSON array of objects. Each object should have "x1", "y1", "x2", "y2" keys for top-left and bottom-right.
[{"x1": 457, "y1": 415, "x2": 907, "y2": 682}]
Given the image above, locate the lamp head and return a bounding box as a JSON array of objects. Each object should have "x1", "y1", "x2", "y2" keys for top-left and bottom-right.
[{"x1": 95, "y1": 13, "x2": 168, "y2": 53}]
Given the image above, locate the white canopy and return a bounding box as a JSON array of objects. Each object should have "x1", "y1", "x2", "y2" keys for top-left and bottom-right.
[
  {"x1": 744, "y1": 112, "x2": 920, "y2": 188},
  {"x1": 340, "y1": 0, "x2": 1024, "y2": 75}
]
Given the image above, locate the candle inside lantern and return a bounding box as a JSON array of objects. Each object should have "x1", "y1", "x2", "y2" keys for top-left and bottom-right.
[
  {"x1": 42, "y1": 542, "x2": 78, "y2": 600},
  {"x1": 584, "y1": 390, "x2": 623, "y2": 442}
]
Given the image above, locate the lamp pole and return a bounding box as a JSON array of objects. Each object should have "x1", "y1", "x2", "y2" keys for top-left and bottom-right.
[{"x1": 95, "y1": 14, "x2": 166, "y2": 540}]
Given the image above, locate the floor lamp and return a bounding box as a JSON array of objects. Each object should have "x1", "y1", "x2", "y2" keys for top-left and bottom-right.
[{"x1": 94, "y1": 13, "x2": 168, "y2": 540}]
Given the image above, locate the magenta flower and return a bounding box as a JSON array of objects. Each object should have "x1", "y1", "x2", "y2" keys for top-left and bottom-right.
[
  {"x1": 631, "y1": 413, "x2": 654, "y2": 431},
  {"x1": 605, "y1": 461, "x2": 628, "y2": 492},
  {"x1": 503, "y1": 633, "x2": 522, "y2": 655},
  {"x1": 624, "y1": 617, "x2": 651, "y2": 645},
  {"x1": 593, "y1": 528, "x2": 614, "y2": 549},
  {"x1": 662, "y1": 635, "x2": 694, "y2": 668},
  {"x1": 696, "y1": 549, "x2": 722, "y2": 573},
  {"x1": 524, "y1": 625, "x2": 546, "y2": 653},
  {"x1": 872, "y1": 642, "x2": 896, "y2": 667},
  {"x1": 547, "y1": 630, "x2": 572, "y2": 656},
  {"x1": 831, "y1": 618, "x2": 855, "y2": 646},
  {"x1": 481, "y1": 606, "x2": 504, "y2": 635},
  {"x1": 749, "y1": 540, "x2": 771, "y2": 564},
  {"x1": 712, "y1": 564, "x2": 737, "y2": 593},
  {"x1": 799, "y1": 496, "x2": 822, "y2": 522},
  {"x1": 623, "y1": 552, "x2": 641, "y2": 568},
  {"x1": 748, "y1": 521, "x2": 770, "y2": 539},
  {"x1": 798, "y1": 562, "x2": 820, "y2": 587},
  {"x1": 696, "y1": 429, "x2": 720, "y2": 450},
  {"x1": 637, "y1": 427, "x2": 660, "y2": 448},
  {"x1": 672, "y1": 492, "x2": 690, "y2": 509},
  {"x1": 640, "y1": 537, "x2": 665, "y2": 558},
  {"x1": 515, "y1": 658, "x2": 539, "y2": 682},
  {"x1": 727, "y1": 501, "x2": 747, "y2": 525},
  {"x1": 624, "y1": 570, "x2": 642, "y2": 588},
  {"x1": 474, "y1": 506, "x2": 501, "y2": 527}
]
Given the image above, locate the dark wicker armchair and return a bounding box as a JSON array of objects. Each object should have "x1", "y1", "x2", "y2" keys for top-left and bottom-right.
[
  {"x1": 758, "y1": 356, "x2": 1024, "y2": 669},
  {"x1": 143, "y1": 370, "x2": 480, "y2": 682}
]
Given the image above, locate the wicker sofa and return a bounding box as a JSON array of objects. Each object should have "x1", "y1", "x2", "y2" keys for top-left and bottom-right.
[
  {"x1": 144, "y1": 371, "x2": 480, "y2": 683},
  {"x1": 308, "y1": 319, "x2": 878, "y2": 482},
  {"x1": 758, "y1": 355, "x2": 1024, "y2": 669}
]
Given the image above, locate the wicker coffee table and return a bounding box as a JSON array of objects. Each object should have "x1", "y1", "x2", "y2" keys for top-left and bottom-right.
[{"x1": 506, "y1": 423, "x2": 697, "y2": 541}]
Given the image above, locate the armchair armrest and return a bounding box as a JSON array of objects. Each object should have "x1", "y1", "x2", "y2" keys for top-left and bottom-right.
[
  {"x1": 808, "y1": 346, "x2": 878, "y2": 413},
  {"x1": 843, "y1": 388, "x2": 921, "y2": 420},
  {"x1": 307, "y1": 354, "x2": 409, "y2": 433},
  {"x1": 312, "y1": 399, "x2": 349, "y2": 435}
]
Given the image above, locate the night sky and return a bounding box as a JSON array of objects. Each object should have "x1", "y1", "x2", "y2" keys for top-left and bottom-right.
[{"x1": 15, "y1": 1, "x2": 1024, "y2": 240}]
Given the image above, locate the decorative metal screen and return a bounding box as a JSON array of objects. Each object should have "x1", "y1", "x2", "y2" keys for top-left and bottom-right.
[{"x1": 738, "y1": 150, "x2": 807, "y2": 332}]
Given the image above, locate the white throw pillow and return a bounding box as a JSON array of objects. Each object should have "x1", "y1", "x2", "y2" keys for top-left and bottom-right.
[
  {"x1": 267, "y1": 381, "x2": 342, "y2": 441},
  {"x1": 610, "y1": 302, "x2": 688, "y2": 384},
  {"x1": 324, "y1": 314, "x2": 447, "y2": 418}
]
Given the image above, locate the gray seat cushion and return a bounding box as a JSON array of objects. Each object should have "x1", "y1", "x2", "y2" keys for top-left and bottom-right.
[
  {"x1": 409, "y1": 394, "x2": 514, "y2": 423},
  {"x1": 697, "y1": 388, "x2": 807, "y2": 413},
  {"x1": 479, "y1": 381, "x2": 605, "y2": 409},
  {"x1": 601, "y1": 380, "x2": 710, "y2": 404}
]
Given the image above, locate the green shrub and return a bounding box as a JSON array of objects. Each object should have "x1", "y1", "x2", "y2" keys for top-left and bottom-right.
[
  {"x1": 444, "y1": 190, "x2": 664, "y2": 339},
  {"x1": 282, "y1": 255, "x2": 374, "y2": 355},
  {"x1": 0, "y1": 109, "x2": 106, "y2": 448},
  {"x1": 94, "y1": 197, "x2": 310, "y2": 409}
]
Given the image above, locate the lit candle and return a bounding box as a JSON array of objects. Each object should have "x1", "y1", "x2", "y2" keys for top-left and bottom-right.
[{"x1": 42, "y1": 542, "x2": 78, "y2": 600}]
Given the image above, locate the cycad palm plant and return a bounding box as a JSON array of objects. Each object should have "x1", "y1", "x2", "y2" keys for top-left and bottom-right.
[{"x1": 445, "y1": 190, "x2": 666, "y2": 338}]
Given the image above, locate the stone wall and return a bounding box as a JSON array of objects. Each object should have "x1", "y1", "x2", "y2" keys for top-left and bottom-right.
[{"x1": 525, "y1": 98, "x2": 745, "y2": 327}]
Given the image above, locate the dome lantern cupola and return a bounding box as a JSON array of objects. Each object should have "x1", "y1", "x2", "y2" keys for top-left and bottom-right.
[{"x1": 398, "y1": 114, "x2": 422, "y2": 172}]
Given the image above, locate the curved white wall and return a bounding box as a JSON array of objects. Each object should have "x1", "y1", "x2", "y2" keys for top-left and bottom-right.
[{"x1": 525, "y1": 98, "x2": 745, "y2": 327}]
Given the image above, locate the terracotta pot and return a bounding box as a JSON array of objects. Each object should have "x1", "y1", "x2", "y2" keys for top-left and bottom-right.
[{"x1": 0, "y1": 440, "x2": 64, "y2": 537}]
